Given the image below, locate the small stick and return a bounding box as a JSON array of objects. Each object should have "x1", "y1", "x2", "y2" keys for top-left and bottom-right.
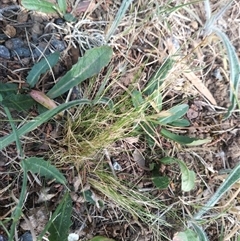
[{"x1": 103, "y1": 149, "x2": 117, "y2": 178}]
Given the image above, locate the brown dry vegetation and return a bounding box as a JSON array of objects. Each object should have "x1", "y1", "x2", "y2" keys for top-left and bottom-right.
[{"x1": 0, "y1": 0, "x2": 239, "y2": 241}]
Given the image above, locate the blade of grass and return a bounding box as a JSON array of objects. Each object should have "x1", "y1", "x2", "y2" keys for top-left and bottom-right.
[
  {"x1": 204, "y1": 0, "x2": 234, "y2": 36},
  {"x1": 8, "y1": 166, "x2": 28, "y2": 241},
  {"x1": 105, "y1": 0, "x2": 133, "y2": 41},
  {"x1": 191, "y1": 223, "x2": 209, "y2": 241},
  {"x1": 0, "y1": 99, "x2": 91, "y2": 150},
  {"x1": 3, "y1": 106, "x2": 23, "y2": 157},
  {"x1": 194, "y1": 163, "x2": 240, "y2": 219},
  {"x1": 211, "y1": 27, "x2": 240, "y2": 118}
]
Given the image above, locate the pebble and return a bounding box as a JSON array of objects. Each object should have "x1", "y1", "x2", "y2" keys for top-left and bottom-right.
[
  {"x1": 51, "y1": 39, "x2": 66, "y2": 52},
  {"x1": 0, "y1": 37, "x2": 66, "y2": 59},
  {"x1": 0, "y1": 235, "x2": 7, "y2": 241},
  {"x1": 0, "y1": 45, "x2": 10, "y2": 59},
  {"x1": 32, "y1": 43, "x2": 51, "y2": 58},
  {"x1": 19, "y1": 232, "x2": 33, "y2": 241},
  {"x1": 5, "y1": 37, "x2": 24, "y2": 50},
  {"x1": 11, "y1": 47, "x2": 31, "y2": 58},
  {"x1": 54, "y1": 18, "x2": 65, "y2": 26}
]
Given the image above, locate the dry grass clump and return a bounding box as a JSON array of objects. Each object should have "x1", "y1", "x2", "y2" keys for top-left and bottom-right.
[{"x1": 49, "y1": 0, "x2": 240, "y2": 240}]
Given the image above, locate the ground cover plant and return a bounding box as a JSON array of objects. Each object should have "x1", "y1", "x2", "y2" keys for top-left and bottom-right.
[{"x1": 0, "y1": 0, "x2": 239, "y2": 241}]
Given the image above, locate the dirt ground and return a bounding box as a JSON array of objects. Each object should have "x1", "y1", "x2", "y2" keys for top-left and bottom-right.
[{"x1": 0, "y1": 0, "x2": 239, "y2": 241}]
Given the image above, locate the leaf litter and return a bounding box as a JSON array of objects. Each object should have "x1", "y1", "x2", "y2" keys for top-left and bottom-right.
[{"x1": 0, "y1": 0, "x2": 240, "y2": 241}]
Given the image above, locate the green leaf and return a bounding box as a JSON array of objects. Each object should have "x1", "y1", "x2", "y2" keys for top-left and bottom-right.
[
  {"x1": 180, "y1": 164, "x2": 195, "y2": 192},
  {"x1": 82, "y1": 190, "x2": 96, "y2": 204},
  {"x1": 173, "y1": 229, "x2": 200, "y2": 241},
  {"x1": 21, "y1": 157, "x2": 67, "y2": 185},
  {"x1": 191, "y1": 223, "x2": 209, "y2": 241},
  {"x1": 151, "y1": 163, "x2": 170, "y2": 189},
  {"x1": 140, "y1": 121, "x2": 157, "y2": 147},
  {"x1": 144, "y1": 58, "x2": 173, "y2": 96},
  {"x1": 26, "y1": 52, "x2": 60, "y2": 88},
  {"x1": 211, "y1": 27, "x2": 240, "y2": 119},
  {"x1": 0, "y1": 99, "x2": 91, "y2": 150},
  {"x1": 1, "y1": 94, "x2": 35, "y2": 111},
  {"x1": 160, "y1": 157, "x2": 195, "y2": 192},
  {"x1": 160, "y1": 157, "x2": 176, "y2": 165},
  {"x1": 93, "y1": 96, "x2": 114, "y2": 109},
  {"x1": 160, "y1": 128, "x2": 211, "y2": 146},
  {"x1": 152, "y1": 176, "x2": 170, "y2": 189},
  {"x1": 194, "y1": 162, "x2": 240, "y2": 219},
  {"x1": 157, "y1": 104, "x2": 189, "y2": 125},
  {"x1": 89, "y1": 236, "x2": 116, "y2": 241},
  {"x1": 48, "y1": 193, "x2": 72, "y2": 241},
  {"x1": 0, "y1": 83, "x2": 18, "y2": 98},
  {"x1": 47, "y1": 46, "x2": 113, "y2": 99},
  {"x1": 21, "y1": 0, "x2": 60, "y2": 14},
  {"x1": 63, "y1": 13, "x2": 77, "y2": 22},
  {"x1": 131, "y1": 90, "x2": 144, "y2": 108},
  {"x1": 57, "y1": 0, "x2": 67, "y2": 13},
  {"x1": 169, "y1": 118, "x2": 190, "y2": 127},
  {"x1": 148, "y1": 89, "x2": 162, "y2": 111}
]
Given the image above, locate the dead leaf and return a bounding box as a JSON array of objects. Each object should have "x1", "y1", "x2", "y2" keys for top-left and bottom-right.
[
  {"x1": 183, "y1": 70, "x2": 217, "y2": 105},
  {"x1": 30, "y1": 90, "x2": 60, "y2": 112},
  {"x1": 20, "y1": 207, "x2": 49, "y2": 234},
  {"x1": 17, "y1": 11, "x2": 29, "y2": 23},
  {"x1": 37, "y1": 187, "x2": 56, "y2": 203},
  {"x1": 3, "y1": 25, "x2": 16, "y2": 38},
  {"x1": 123, "y1": 136, "x2": 139, "y2": 145},
  {"x1": 133, "y1": 149, "x2": 146, "y2": 169},
  {"x1": 73, "y1": 1, "x2": 96, "y2": 15}
]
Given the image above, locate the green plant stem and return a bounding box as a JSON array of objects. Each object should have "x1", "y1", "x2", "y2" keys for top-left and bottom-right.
[
  {"x1": 9, "y1": 168, "x2": 28, "y2": 241},
  {"x1": 3, "y1": 106, "x2": 23, "y2": 158}
]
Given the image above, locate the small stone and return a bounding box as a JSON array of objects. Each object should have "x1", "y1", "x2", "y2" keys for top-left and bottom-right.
[
  {"x1": 19, "y1": 232, "x2": 32, "y2": 241},
  {"x1": 0, "y1": 45, "x2": 10, "y2": 59},
  {"x1": 51, "y1": 39, "x2": 66, "y2": 52},
  {"x1": 32, "y1": 43, "x2": 51, "y2": 58},
  {"x1": 54, "y1": 18, "x2": 65, "y2": 25},
  {"x1": 5, "y1": 38, "x2": 24, "y2": 50},
  {"x1": 11, "y1": 47, "x2": 31, "y2": 58},
  {"x1": 0, "y1": 235, "x2": 8, "y2": 241}
]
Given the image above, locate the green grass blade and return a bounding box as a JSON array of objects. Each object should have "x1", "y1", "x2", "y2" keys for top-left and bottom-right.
[
  {"x1": 194, "y1": 162, "x2": 240, "y2": 219},
  {"x1": 191, "y1": 223, "x2": 209, "y2": 241},
  {"x1": 9, "y1": 167, "x2": 28, "y2": 241},
  {"x1": 143, "y1": 57, "x2": 174, "y2": 96},
  {"x1": 105, "y1": 0, "x2": 133, "y2": 41},
  {"x1": 3, "y1": 107, "x2": 23, "y2": 157},
  {"x1": 204, "y1": 1, "x2": 234, "y2": 36},
  {"x1": 0, "y1": 99, "x2": 91, "y2": 150},
  {"x1": 211, "y1": 27, "x2": 240, "y2": 118},
  {"x1": 204, "y1": 0, "x2": 211, "y2": 20},
  {"x1": 47, "y1": 46, "x2": 113, "y2": 99}
]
